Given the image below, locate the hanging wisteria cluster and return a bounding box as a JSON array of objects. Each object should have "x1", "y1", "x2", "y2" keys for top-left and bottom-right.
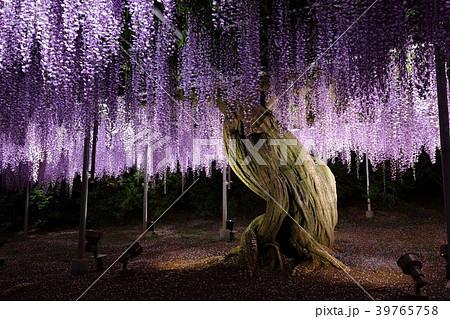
[{"x1": 0, "y1": 0, "x2": 449, "y2": 190}]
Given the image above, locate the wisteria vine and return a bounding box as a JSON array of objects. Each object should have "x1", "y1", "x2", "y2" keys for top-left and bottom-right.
[{"x1": 0, "y1": 0, "x2": 449, "y2": 190}]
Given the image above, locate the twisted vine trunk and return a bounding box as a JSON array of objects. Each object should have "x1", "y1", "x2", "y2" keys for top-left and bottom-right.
[{"x1": 224, "y1": 107, "x2": 347, "y2": 276}]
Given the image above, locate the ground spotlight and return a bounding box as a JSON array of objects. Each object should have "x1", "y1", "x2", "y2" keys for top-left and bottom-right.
[
  {"x1": 146, "y1": 221, "x2": 155, "y2": 234},
  {"x1": 226, "y1": 220, "x2": 234, "y2": 232},
  {"x1": 397, "y1": 253, "x2": 428, "y2": 300},
  {"x1": 118, "y1": 241, "x2": 143, "y2": 277},
  {"x1": 440, "y1": 244, "x2": 450, "y2": 280},
  {"x1": 85, "y1": 230, "x2": 106, "y2": 271}
]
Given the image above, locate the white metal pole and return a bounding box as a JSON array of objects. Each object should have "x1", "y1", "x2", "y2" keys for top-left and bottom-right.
[
  {"x1": 366, "y1": 154, "x2": 371, "y2": 211},
  {"x1": 143, "y1": 144, "x2": 149, "y2": 233},
  {"x1": 222, "y1": 162, "x2": 227, "y2": 230},
  {"x1": 71, "y1": 127, "x2": 91, "y2": 275},
  {"x1": 365, "y1": 154, "x2": 373, "y2": 218},
  {"x1": 227, "y1": 165, "x2": 232, "y2": 190},
  {"x1": 164, "y1": 170, "x2": 167, "y2": 194},
  {"x1": 435, "y1": 47, "x2": 450, "y2": 284},
  {"x1": 77, "y1": 129, "x2": 91, "y2": 259}
]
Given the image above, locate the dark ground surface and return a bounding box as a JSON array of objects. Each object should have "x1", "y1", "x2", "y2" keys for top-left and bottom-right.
[{"x1": 0, "y1": 203, "x2": 449, "y2": 301}]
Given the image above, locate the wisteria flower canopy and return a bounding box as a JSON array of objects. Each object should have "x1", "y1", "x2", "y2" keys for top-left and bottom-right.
[{"x1": 0, "y1": 0, "x2": 449, "y2": 189}]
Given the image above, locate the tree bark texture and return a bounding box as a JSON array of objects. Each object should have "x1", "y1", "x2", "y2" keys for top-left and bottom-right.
[{"x1": 223, "y1": 106, "x2": 348, "y2": 276}]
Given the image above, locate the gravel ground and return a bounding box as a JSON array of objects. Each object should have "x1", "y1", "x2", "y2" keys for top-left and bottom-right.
[{"x1": 0, "y1": 205, "x2": 449, "y2": 301}]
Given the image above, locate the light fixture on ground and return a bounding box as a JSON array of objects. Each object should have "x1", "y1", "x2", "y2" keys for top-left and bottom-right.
[
  {"x1": 85, "y1": 230, "x2": 107, "y2": 271},
  {"x1": 440, "y1": 244, "x2": 450, "y2": 279},
  {"x1": 226, "y1": 219, "x2": 236, "y2": 241},
  {"x1": 146, "y1": 221, "x2": 155, "y2": 234},
  {"x1": 226, "y1": 220, "x2": 234, "y2": 232},
  {"x1": 118, "y1": 241, "x2": 143, "y2": 277},
  {"x1": 397, "y1": 253, "x2": 428, "y2": 300},
  {"x1": 439, "y1": 244, "x2": 450, "y2": 299}
]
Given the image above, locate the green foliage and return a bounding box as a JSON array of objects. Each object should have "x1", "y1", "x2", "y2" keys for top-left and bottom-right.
[
  {"x1": 329, "y1": 150, "x2": 443, "y2": 212},
  {"x1": 87, "y1": 169, "x2": 146, "y2": 227},
  {"x1": 29, "y1": 183, "x2": 78, "y2": 229},
  {"x1": 188, "y1": 168, "x2": 222, "y2": 217},
  {"x1": 327, "y1": 159, "x2": 365, "y2": 200},
  {"x1": 0, "y1": 180, "x2": 78, "y2": 233},
  {"x1": 29, "y1": 188, "x2": 52, "y2": 228},
  {"x1": 147, "y1": 171, "x2": 180, "y2": 219}
]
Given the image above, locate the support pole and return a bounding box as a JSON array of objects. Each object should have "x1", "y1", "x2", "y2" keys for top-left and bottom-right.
[
  {"x1": 90, "y1": 120, "x2": 99, "y2": 181},
  {"x1": 365, "y1": 154, "x2": 374, "y2": 218},
  {"x1": 143, "y1": 144, "x2": 149, "y2": 233},
  {"x1": 23, "y1": 182, "x2": 29, "y2": 238},
  {"x1": 78, "y1": 130, "x2": 91, "y2": 259},
  {"x1": 219, "y1": 162, "x2": 229, "y2": 240},
  {"x1": 71, "y1": 128, "x2": 91, "y2": 275},
  {"x1": 222, "y1": 163, "x2": 227, "y2": 230},
  {"x1": 163, "y1": 170, "x2": 167, "y2": 195},
  {"x1": 227, "y1": 164, "x2": 232, "y2": 190},
  {"x1": 435, "y1": 50, "x2": 450, "y2": 281}
]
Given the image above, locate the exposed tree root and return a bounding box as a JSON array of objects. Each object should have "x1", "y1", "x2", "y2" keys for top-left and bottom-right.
[
  {"x1": 263, "y1": 242, "x2": 283, "y2": 272},
  {"x1": 292, "y1": 259, "x2": 320, "y2": 276}
]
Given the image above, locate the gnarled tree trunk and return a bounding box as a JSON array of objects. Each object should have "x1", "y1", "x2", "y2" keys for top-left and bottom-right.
[{"x1": 223, "y1": 106, "x2": 348, "y2": 276}]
